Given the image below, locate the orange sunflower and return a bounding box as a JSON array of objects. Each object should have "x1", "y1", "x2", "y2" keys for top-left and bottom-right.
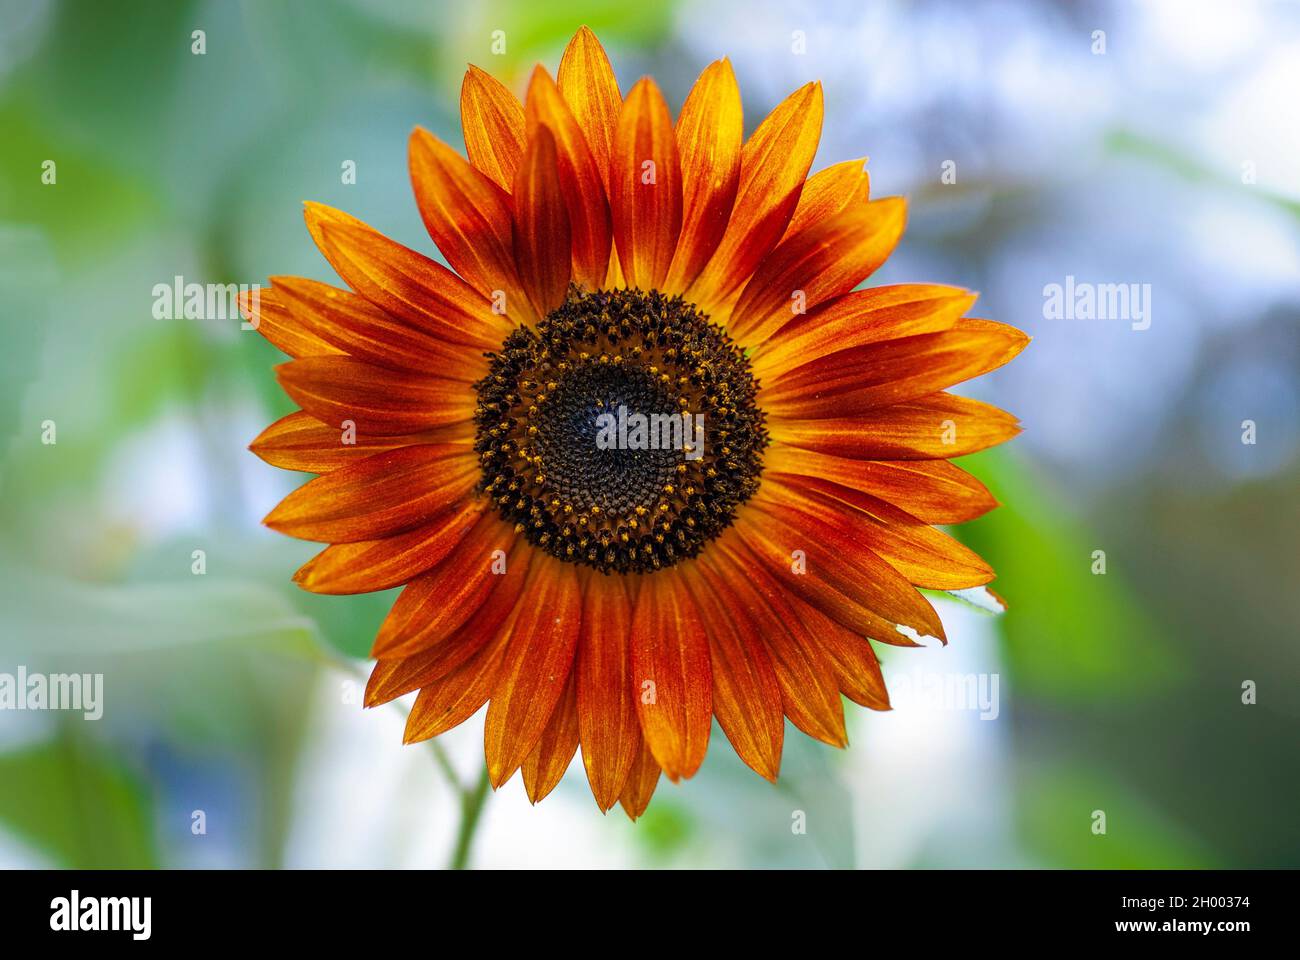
[{"x1": 245, "y1": 27, "x2": 1027, "y2": 819}]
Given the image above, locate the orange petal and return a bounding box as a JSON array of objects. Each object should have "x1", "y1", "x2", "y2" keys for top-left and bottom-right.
[
  {"x1": 460, "y1": 64, "x2": 526, "y2": 193},
  {"x1": 408, "y1": 127, "x2": 534, "y2": 325},
  {"x1": 269, "y1": 276, "x2": 484, "y2": 379},
  {"x1": 618, "y1": 735, "x2": 661, "y2": 821},
  {"x1": 781, "y1": 157, "x2": 871, "y2": 241},
  {"x1": 238, "y1": 287, "x2": 342, "y2": 359},
  {"x1": 557, "y1": 26, "x2": 622, "y2": 193},
  {"x1": 629, "y1": 568, "x2": 712, "y2": 782},
  {"x1": 263, "y1": 444, "x2": 478, "y2": 543},
  {"x1": 772, "y1": 392, "x2": 1022, "y2": 460},
  {"x1": 403, "y1": 628, "x2": 512, "y2": 744},
  {"x1": 522, "y1": 672, "x2": 581, "y2": 804},
  {"x1": 765, "y1": 475, "x2": 994, "y2": 589},
  {"x1": 762, "y1": 318, "x2": 1029, "y2": 419},
  {"x1": 303, "y1": 203, "x2": 509, "y2": 348},
  {"x1": 796, "y1": 597, "x2": 891, "y2": 711},
  {"x1": 483, "y1": 557, "x2": 582, "y2": 788},
  {"x1": 735, "y1": 490, "x2": 947, "y2": 644},
  {"x1": 752, "y1": 284, "x2": 977, "y2": 382},
  {"x1": 275, "y1": 356, "x2": 473, "y2": 436},
  {"x1": 249, "y1": 411, "x2": 464, "y2": 474},
  {"x1": 609, "y1": 77, "x2": 683, "y2": 291},
  {"x1": 687, "y1": 81, "x2": 823, "y2": 314},
  {"x1": 663, "y1": 59, "x2": 743, "y2": 295},
  {"x1": 683, "y1": 563, "x2": 783, "y2": 781},
  {"x1": 511, "y1": 126, "x2": 572, "y2": 316},
  {"x1": 728, "y1": 196, "x2": 906, "y2": 346},
  {"x1": 292, "y1": 501, "x2": 487, "y2": 595},
  {"x1": 704, "y1": 540, "x2": 846, "y2": 746},
  {"x1": 365, "y1": 545, "x2": 531, "y2": 709},
  {"x1": 763, "y1": 443, "x2": 998, "y2": 524},
  {"x1": 576, "y1": 569, "x2": 640, "y2": 812},
  {"x1": 372, "y1": 513, "x2": 527, "y2": 658},
  {"x1": 525, "y1": 66, "x2": 612, "y2": 288}
]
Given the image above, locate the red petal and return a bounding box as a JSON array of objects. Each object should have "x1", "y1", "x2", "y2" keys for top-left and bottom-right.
[
  {"x1": 618, "y1": 736, "x2": 662, "y2": 821},
  {"x1": 303, "y1": 203, "x2": 510, "y2": 348},
  {"x1": 270, "y1": 276, "x2": 484, "y2": 378},
  {"x1": 524, "y1": 67, "x2": 612, "y2": 289},
  {"x1": 703, "y1": 541, "x2": 846, "y2": 746},
  {"x1": 403, "y1": 630, "x2": 511, "y2": 744},
  {"x1": 557, "y1": 26, "x2": 622, "y2": 193},
  {"x1": 371, "y1": 513, "x2": 527, "y2": 658},
  {"x1": 521, "y1": 673, "x2": 581, "y2": 804},
  {"x1": 683, "y1": 563, "x2": 783, "y2": 780},
  {"x1": 610, "y1": 77, "x2": 683, "y2": 291},
  {"x1": 688, "y1": 82, "x2": 823, "y2": 314},
  {"x1": 512, "y1": 126, "x2": 572, "y2": 316},
  {"x1": 575, "y1": 570, "x2": 640, "y2": 812},
  {"x1": 752, "y1": 284, "x2": 976, "y2": 383},
  {"x1": 460, "y1": 64, "x2": 526, "y2": 193},
  {"x1": 292, "y1": 501, "x2": 487, "y2": 595},
  {"x1": 262, "y1": 444, "x2": 477, "y2": 543},
  {"x1": 781, "y1": 157, "x2": 871, "y2": 241},
  {"x1": 629, "y1": 569, "x2": 712, "y2": 781},
  {"x1": 238, "y1": 287, "x2": 342, "y2": 359},
  {"x1": 663, "y1": 59, "x2": 743, "y2": 294},
  {"x1": 763, "y1": 443, "x2": 998, "y2": 524},
  {"x1": 275, "y1": 356, "x2": 473, "y2": 437},
  {"x1": 771, "y1": 392, "x2": 1022, "y2": 460},
  {"x1": 762, "y1": 318, "x2": 1029, "y2": 419},
  {"x1": 764, "y1": 474, "x2": 994, "y2": 590},
  {"x1": 795, "y1": 597, "x2": 891, "y2": 711},
  {"x1": 408, "y1": 127, "x2": 534, "y2": 324},
  {"x1": 483, "y1": 557, "x2": 582, "y2": 788},
  {"x1": 728, "y1": 197, "x2": 907, "y2": 347},
  {"x1": 249, "y1": 411, "x2": 462, "y2": 474},
  {"x1": 734, "y1": 490, "x2": 948, "y2": 644}
]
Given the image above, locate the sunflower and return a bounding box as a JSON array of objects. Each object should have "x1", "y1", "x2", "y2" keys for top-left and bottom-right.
[{"x1": 245, "y1": 26, "x2": 1027, "y2": 819}]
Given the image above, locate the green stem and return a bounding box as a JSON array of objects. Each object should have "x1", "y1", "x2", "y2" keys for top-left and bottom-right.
[{"x1": 448, "y1": 763, "x2": 491, "y2": 870}]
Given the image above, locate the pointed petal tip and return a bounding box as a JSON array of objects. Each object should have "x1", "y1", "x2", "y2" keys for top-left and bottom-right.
[{"x1": 488, "y1": 764, "x2": 512, "y2": 791}]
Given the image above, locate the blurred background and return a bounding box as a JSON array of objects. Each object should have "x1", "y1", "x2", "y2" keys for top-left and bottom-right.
[{"x1": 1, "y1": 0, "x2": 1296, "y2": 869}]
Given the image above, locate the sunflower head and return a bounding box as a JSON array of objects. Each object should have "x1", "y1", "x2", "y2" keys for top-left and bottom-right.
[
  {"x1": 474, "y1": 285, "x2": 768, "y2": 574},
  {"x1": 247, "y1": 26, "x2": 1027, "y2": 819}
]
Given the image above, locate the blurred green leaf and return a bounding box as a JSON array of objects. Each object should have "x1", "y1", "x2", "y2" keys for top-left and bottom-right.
[
  {"x1": 0, "y1": 558, "x2": 322, "y2": 745},
  {"x1": 0, "y1": 225, "x2": 54, "y2": 486},
  {"x1": 0, "y1": 732, "x2": 158, "y2": 869},
  {"x1": 446, "y1": 0, "x2": 677, "y2": 69},
  {"x1": 957, "y1": 448, "x2": 1182, "y2": 699},
  {"x1": 0, "y1": 102, "x2": 164, "y2": 256},
  {"x1": 1019, "y1": 761, "x2": 1213, "y2": 868}
]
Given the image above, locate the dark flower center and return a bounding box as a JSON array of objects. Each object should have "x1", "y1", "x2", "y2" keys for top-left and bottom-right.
[{"x1": 473, "y1": 287, "x2": 768, "y2": 574}]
